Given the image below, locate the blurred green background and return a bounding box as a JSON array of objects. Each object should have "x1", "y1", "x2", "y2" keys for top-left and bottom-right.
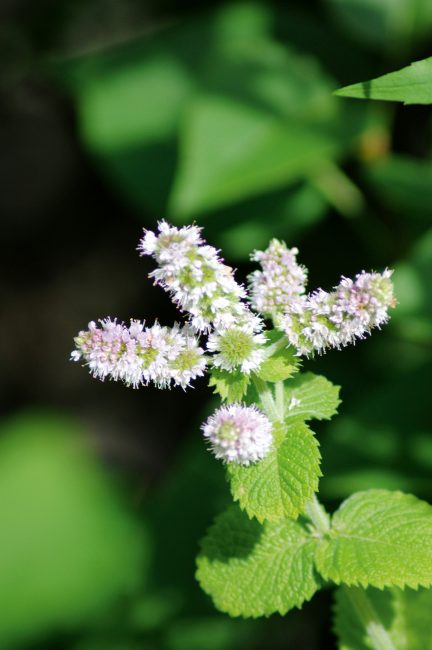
[{"x1": 1, "y1": 0, "x2": 432, "y2": 648}]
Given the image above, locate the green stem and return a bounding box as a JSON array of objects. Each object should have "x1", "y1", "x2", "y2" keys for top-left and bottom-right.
[
  {"x1": 275, "y1": 381, "x2": 285, "y2": 420},
  {"x1": 304, "y1": 494, "x2": 330, "y2": 536},
  {"x1": 310, "y1": 163, "x2": 365, "y2": 219},
  {"x1": 343, "y1": 586, "x2": 396, "y2": 650},
  {"x1": 252, "y1": 375, "x2": 280, "y2": 422}
]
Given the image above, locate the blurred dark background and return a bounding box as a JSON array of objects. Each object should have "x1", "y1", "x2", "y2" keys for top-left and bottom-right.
[{"x1": 1, "y1": 0, "x2": 432, "y2": 648}]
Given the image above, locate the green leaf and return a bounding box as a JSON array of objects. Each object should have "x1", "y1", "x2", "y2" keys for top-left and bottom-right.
[
  {"x1": 284, "y1": 372, "x2": 341, "y2": 421},
  {"x1": 257, "y1": 333, "x2": 300, "y2": 382},
  {"x1": 0, "y1": 412, "x2": 147, "y2": 647},
  {"x1": 209, "y1": 368, "x2": 251, "y2": 403},
  {"x1": 326, "y1": 0, "x2": 432, "y2": 51},
  {"x1": 335, "y1": 585, "x2": 432, "y2": 650},
  {"x1": 335, "y1": 57, "x2": 432, "y2": 104},
  {"x1": 365, "y1": 155, "x2": 432, "y2": 220},
  {"x1": 196, "y1": 505, "x2": 320, "y2": 617},
  {"x1": 316, "y1": 489, "x2": 432, "y2": 589},
  {"x1": 169, "y1": 94, "x2": 340, "y2": 218},
  {"x1": 227, "y1": 421, "x2": 321, "y2": 522}
]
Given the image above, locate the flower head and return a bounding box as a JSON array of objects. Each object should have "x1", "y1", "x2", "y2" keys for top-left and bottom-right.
[
  {"x1": 72, "y1": 318, "x2": 207, "y2": 389},
  {"x1": 207, "y1": 317, "x2": 266, "y2": 374},
  {"x1": 281, "y1": 270, "x2": 396, "y2": 356},
  {"x1": 249, "y1": 239, "x2": 307, "y2": 318},
  {"x1": 201, "y1": 404, "x2": 273, "y2": 465},
  {"x1": 138, "y1": 221, "x2": 255, "y2": 333}
]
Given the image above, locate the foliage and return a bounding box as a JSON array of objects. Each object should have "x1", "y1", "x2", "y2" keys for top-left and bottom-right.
[
  {"x1": 4, "y1": 0, "x2": 432, "y2": 648},
  {"x1": 336, "y1": 57, "x2": 432, "y2": 104}
]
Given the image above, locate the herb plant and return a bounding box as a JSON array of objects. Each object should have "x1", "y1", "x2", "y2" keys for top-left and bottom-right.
[{"x1": 72, "y1": 221, "x2": 432, "y2": 650}]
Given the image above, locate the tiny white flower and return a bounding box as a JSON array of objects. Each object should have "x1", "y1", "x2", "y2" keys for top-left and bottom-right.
[
  {"x1": 201, "y1": 404, "x2": 273, "y2": 465},
  {"x1": 288, "y1": 397, "x2": 301, "y2": 411}
]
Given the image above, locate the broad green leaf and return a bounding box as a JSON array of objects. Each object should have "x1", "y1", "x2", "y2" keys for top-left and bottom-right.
[
  {"x1": 228, "y1": 421, "x2": 321, "y2": 522},
  {"x1": 335, "y1": 585, "x2": 432, "y2": 650},
  {"x1": 0, "y1": 412, "x2": 147, "y2": 647},
  {"x1": 257, "y1": 332, "x2": 300, "y2": 382},
  {"x1": 209, "y1": 368, "x2": 250, "y2": 403},
  {"x1": 196, "y1": 505, "x2": 320, "y2": 617},
  {"x1": 284, "y1": 372, "x2": 341, "y2": 421},
  {"x1": 336, "y1": 57, "x2": 432, "y2": 104},
  {"x1": 315, "y1": 489, "x2": 432, "y2": 588},
  {"x1": 169, "y1": 94, "x2": 340, "y2": 218}
]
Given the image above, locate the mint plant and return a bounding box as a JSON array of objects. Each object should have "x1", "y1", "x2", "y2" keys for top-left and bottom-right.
[{"x1": 72, "y1": 221, "x2": 432, "y2": 649}]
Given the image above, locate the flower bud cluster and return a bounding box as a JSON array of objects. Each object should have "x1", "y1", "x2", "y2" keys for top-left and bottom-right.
[
  {"x1": 248, "y1": 239, "x2": 307, "y2": 318},
  {"x1": 71, "y1": 318, "x2": 206, "y2": 389},
  {"x1": 201, "y1": 404, "x2": 273, "y2": 465},
  {"x1": 281, "y1": 270, "x2": 396, "y2": 356},
  {"x1": 139, "y1": 221, "x2": 251, "y2": 333}
]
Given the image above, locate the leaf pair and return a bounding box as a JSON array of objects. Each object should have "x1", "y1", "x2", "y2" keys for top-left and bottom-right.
[{"x1": 197, "y1": 490, "x2": 432, "y2": 618}]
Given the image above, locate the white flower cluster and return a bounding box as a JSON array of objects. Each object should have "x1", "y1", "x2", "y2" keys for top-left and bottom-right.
[
  {"x1": 139, "y1": 221, "x2": 266, "y2": 374},
  {"x1": 73, "y1": 225, "x2": 396, "y2": 400},
  {"x1": 201, "y1": 404, "x2": 273, "y2": 465},
  {"x1": 139, "y1": 221, "x2": 250, "y2": 332},
  {"x1": 71, "y1": 318, "x2": 207, "y2": 389},
  {"x1": 281, "y1": 270, "x2": 396, "y2": 356},
  {"x1": 248, "y1": 239, "x2": 307, "y2": 318}
]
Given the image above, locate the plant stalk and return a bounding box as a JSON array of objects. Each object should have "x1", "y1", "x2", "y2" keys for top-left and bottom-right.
[
  {"x1": 342, "y1": 586, "x2": 396, "y2": 650},
  {"x1": 252, "y1": 375, "x2": 280, "y2": 422},
  {"x1": 304, "y1": 494, "x2": 330, "y2": 535}
]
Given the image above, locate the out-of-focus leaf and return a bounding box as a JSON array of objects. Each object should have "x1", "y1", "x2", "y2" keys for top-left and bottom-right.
[
  {"x1": 165, "y1": 616, "x2": 261, "y2": 650},
  {"x1": 336, "y1": 57, "x2": 432, "y2": 104},
  {"x1": 334, "y1": 585, "x2": 432, "y2": 650},
  {"x1": 0, "y1": 412, "x2": 147, "y2": 647},
  {"x1": 365, "y1": 155, "x2": 432, "y2": 219},
  {"x1": 392, "y1": 228, "x2": 432, "y2": 331},
  {"x1": 326, "y1": 0, "x2": 432, "y2": 51},
  {"x1": 321, "y1": 361, "x2": 432, "y2": 501},
  {"x1": 210, "y1": 182, "x2": 328, "y2": 261},
  {"x1": 169, "y1": 41, "x2": 343, "y2": 217},
  {"x1": 58, "y1": 3, "x2": 363, "y2": 227}
]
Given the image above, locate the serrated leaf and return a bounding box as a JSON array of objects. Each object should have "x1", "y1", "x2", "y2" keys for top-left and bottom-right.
[
  {"x1": 335, "y1": 57, "x2": 432, "y2": 104},
  {"x1": 227, "y1": 421, "x2": 321, "y2": 522},
  {"x1": 284, "y1": 372, "x2": 341, "y2": 421},
  {"x1": 316, "y1": 489, "x2": 432, "y2": 589},
  {"x1": 196, "y1": 505, "x2": 320, "y2": 617},
  {"x1": 334, "y1": 585, "x2": 432, "y2": 650},
  {"x1": 208, "y1": 369, "x2": 250, "y2": 403},
  {"x1": 257, "y1": 335, "x2": 300, "y2": 382}
]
